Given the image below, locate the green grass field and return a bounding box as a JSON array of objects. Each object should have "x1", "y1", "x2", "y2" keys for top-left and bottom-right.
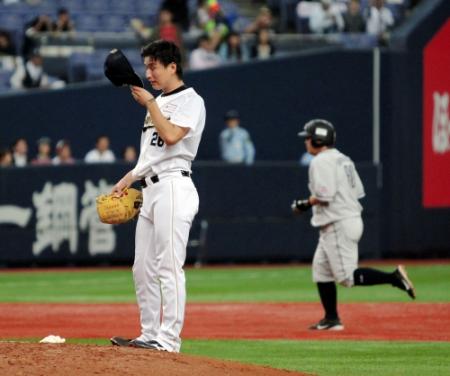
[{"x1": 1, "y1": 263, "x2": 450, "y2": 376}]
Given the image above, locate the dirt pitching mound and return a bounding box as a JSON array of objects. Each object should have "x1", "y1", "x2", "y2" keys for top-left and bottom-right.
[{"x1": 0, "y1": 343, "x2": 308, "y2": 376}]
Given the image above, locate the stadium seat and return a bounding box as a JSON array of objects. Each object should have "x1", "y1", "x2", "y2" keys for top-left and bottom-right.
[
  {"x1": 84, "y1": 0, "x2": 109, "y2": 13},
  {"x1": 73, "y1": 14, "x2": 103, "y2": 32},
  {"x1": 136, "y1": 0, "x2": 160, "y2": 14},
  {"x1": 0, "y1": 13, "x2": 25, "y2": 32},
  {"x1": 338, "y1": 33, "x2": 378, "y2": 48},
  {"x1": 0, "y1": 69, "x2": 13, "y2": 91},
  {"x1": 110, "y1": 0, "x2": 136, "y2": 15},
  {"x1": 57, "y1": 0, "x2": 87, "y2": 13},
  {"x1": 101, "y1": 14, "x2": 129, "y2": 33}
]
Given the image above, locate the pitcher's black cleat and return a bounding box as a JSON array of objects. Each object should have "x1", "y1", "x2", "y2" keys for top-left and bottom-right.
[
  {"x1": 129, "y1": 339, "x2": 167, "y2": 351},
  {"x1": 110, "y1": 336, "x2": 132, "y2": 347}
]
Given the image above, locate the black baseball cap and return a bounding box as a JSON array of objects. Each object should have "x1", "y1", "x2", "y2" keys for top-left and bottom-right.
[
  {"x1": 104, "y1": 48, "x2": 143, "y2": 88},
  {"x1": 224, "y1": 109, "x2": 240, "y2": 120}
]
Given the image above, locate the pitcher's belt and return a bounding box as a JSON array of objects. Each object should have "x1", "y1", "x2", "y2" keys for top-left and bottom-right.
[{"x1": 140, "y1": 170, "x2": 191, "y2": 188}]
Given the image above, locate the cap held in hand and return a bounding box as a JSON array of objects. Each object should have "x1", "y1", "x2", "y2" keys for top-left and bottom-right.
[{"x1": 104, "y1": 48, "x2": 143, "y2": 88}]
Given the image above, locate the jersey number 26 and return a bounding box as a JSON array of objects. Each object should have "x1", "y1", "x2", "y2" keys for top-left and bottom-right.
[{"x1": 150, "y1": 131, "x2": 165, "y2": 147}]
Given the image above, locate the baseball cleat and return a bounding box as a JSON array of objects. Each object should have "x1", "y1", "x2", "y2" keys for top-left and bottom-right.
[
  {"x1": 309, "y1": 318, "x2": 344, "y2": 331},
  {"x1": 395, "y1": 265, "x2": 416, "y2": 299},
  {"x1": 110, "y1": 336, "x2": 132, "y2": 347},
  {"x1": 129, "y1": 339, "x2": 167, "y2": 351}
]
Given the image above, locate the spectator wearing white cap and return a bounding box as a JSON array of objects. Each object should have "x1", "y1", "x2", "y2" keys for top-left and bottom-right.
[{"x1": 52, "y1": 139, "x2": 75, "y2": 165}]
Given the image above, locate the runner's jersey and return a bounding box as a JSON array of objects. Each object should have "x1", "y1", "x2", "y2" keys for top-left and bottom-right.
[{"x1": 308, "y1": 148, "x2": 365, "y2": 227}]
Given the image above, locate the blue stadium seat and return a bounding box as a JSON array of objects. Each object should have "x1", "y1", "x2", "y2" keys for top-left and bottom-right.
[
  {"x1": 73, "y1": 14, "x2": 103, "y2": 32},
  {"x1": 110, "y1": 0, "x2": 136, "y2": 15},
  {"x1": 136, "y1": 0, "x2": 160, "y2": 14},
  {"x1": 0, "y1": 69, "x2": 12, "y2": 90},
  {"x1": 338, "y1": 33, "x2": 378, "y2": 49},
  {"x1": 57, "y1": 0, "x2": 87, "y2": 12},
  {"x1": 0, "y1": 13, "x2": 25, "y2": 32},
  {"x1": 101, "y1": 14, "x2": 129, "y2": 32},
  {"x1": 84, "y1": 0, "x2": 109, "y2": 13}
]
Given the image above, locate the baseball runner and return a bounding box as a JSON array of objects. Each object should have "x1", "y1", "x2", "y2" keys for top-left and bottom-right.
[
  {"x1": 110, "y1": 40, "x2": 206, "y2": 351},
  {"x1": 292, "y1": 119, "x2": 416, "y2": 331}
]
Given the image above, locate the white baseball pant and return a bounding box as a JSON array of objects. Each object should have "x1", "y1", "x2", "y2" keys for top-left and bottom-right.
[{"x1": 133, "y1": 173, "x2": 199, "y2": 352}]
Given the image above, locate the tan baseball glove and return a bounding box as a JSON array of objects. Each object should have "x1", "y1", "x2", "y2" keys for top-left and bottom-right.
[{"x1": 96, "y1": 188, "x2": 143, "y2": 224}]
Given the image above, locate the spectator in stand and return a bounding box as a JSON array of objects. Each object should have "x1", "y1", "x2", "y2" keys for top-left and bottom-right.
[
  {"x1": 122, "y1": 145, "x2": 137, "y2": 163},
  {"x1": 31, "y1": 137, "x2": 52, "y2": 166},
  {"x1": 22, "y1": 15, "x2": 53, "y2": 58},
  {"x1": 250, "y1": 28, "x2": 275, "y2": 60},
  {"x1": 0, "y1": 30, "x2": 16, "y2": 56},
  {"x1": 309, "y1": 0, "x2": 344, "y2": 34},
  {"x1": 202, "y1": 1, "x2": 230, "y2": 47},
  {"x1": 52, "y1": 8, "x2": 75, "y2": 33},
  {"x1": 245, "y1": 6, "x2": 274, "y2": 34},
  {"x1": 52, "y1": 139, "x2": 75, "y2": 165},
  {"x1": 11, "y1": 137, "x2": 28, "y2": 167},
  {"x1": 194, "y1": 0, "x2": 211, "y2": 32},
  {"x1": 343, "y1": 0, "x2": 366, "y2": 33},
  {"x1": 161, "y1": 0, "x2": 190, "y2": 31},
  {"x1": 219, "y1": 109, "x2": 255, "y2": 165},
  {"x1": 0, "y1": 148, "x2": 13, "y2": 167},
  {"x1": 10, "y1": 50, "x2": 65, "y2": 90},
  {"x1": 0, "y1": 29, "x2": 17, "y2": 71},
  {"x1": 84, "y1": 135, "x2": 115, "y2": 163},
  {"x1": 154, "y1": 9, "x2": 184, "y2": 49},
  {"x1": 189, "y1": 34, "x2": 222, "y2": 70},
  {"x1": 130, "y1": 18, "x2": 152, "y2": 44},
  {"x1": 365, "y1": 0, "x2": 394, "y2": 41},
  {"x1": 218, "y1": 31, "x2": 249, "y2": 64},
  {"x1": 131, "y1": 10, "x2": 184, "y2": 55}
]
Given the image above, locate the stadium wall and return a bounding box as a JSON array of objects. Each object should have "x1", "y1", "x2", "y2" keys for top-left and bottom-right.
[
  {"x1": 0, "y1": 49, "x2": 374, "y2": 163},
  {"x1": 0, "y1": 163, "x2": 380, "y2": 265}
]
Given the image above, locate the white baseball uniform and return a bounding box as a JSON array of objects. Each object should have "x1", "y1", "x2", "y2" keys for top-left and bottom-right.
[
  {"x1": 131, "y1": 86, "x2": 205, "y2": 352},
  {"x1": 308, "y1": 148, "x2": 365, "y2": 287}
]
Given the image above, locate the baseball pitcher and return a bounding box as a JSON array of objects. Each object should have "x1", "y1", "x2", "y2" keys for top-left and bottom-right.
[{"x1": 109, "y1": 40, "x2": 205, "y2": 351}]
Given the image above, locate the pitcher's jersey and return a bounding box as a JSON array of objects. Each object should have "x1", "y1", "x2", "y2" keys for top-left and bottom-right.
[
  {"x1": 308, "y1": 148, "x2": 365, "y2": 227},
  {"x1": 132, "y1": 87, "x2": 206, "y2": 178}
]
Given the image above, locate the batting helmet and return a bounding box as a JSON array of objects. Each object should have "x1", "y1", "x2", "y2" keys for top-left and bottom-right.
[{"x1": 298, "y1": 119, "x2": 336, "y2": 148}]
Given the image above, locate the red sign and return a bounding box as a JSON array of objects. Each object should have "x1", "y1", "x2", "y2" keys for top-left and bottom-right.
[{"x1": 423, "y1": 20, "x2": 450, "y2": 208}]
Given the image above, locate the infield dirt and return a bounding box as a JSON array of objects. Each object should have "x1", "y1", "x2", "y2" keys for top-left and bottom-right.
[
  {"x1": 0, "y1": 302, "x2": 449, "y2": 341},
  {"x1": 0, "y1": 343, "x2": 309, "y2": 376}
]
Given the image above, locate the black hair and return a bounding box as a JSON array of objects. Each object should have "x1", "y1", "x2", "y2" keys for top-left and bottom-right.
[
  {"x1": 12, "y1": 137, "x2": 26, "y2": 147},
  {"x1": 141, "y1": 40, "x2": 183, "y2": 79},
  {"x1": 226, "y1": 31, "x2": 242, "y2": 60},
  {"x1": 96, "y1": 135, "x2": 109, "y2": 143},
  {"x1": 0, "y1": 147, "x2": 11, "y2": 159},
  {"x1": 57, "y1": 7, "x2": 69, "y2": 16}
]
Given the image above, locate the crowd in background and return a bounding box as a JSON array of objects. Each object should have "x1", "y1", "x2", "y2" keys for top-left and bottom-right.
[
  {"x1": 0, "y1": 107, "x2": 260, "y2": 168},
  {"x1": 0, "y1": 0, "x2": 423, "y2": 85},
  {"x1": 0, "y1": 135, "x2": 138, "y2": 168},
  {"x1": 0, "y1": 0, "x2": 423, "y2": 168}
]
